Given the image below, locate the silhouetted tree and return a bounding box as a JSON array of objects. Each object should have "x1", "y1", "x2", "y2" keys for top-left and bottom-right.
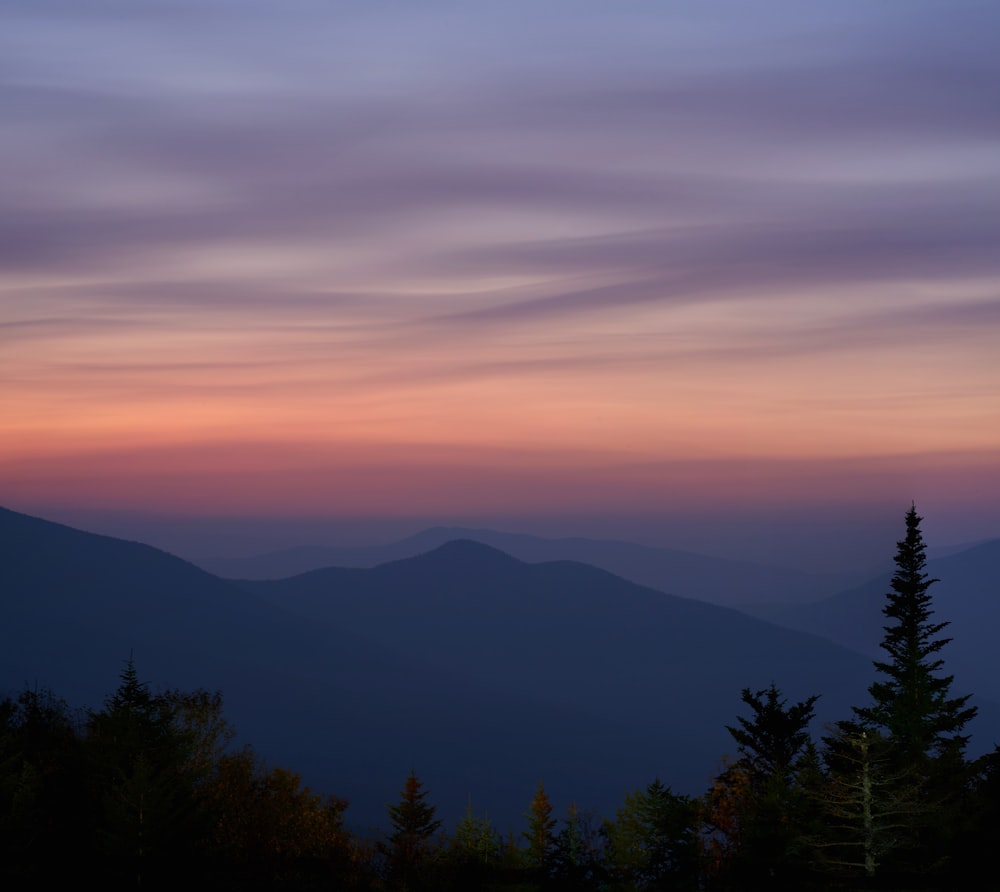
[
  {"x1": 384, "y1": 770, "x2": 442, "y2": 889},
  {"x1": 726, "y1": 684, "x2": 819, "y2": 777},
  {"x1": 847, "y1": 504, "x2": 977, "y2": 877},
  {"x1": 523, "y1": 779, "x2": 558, "y2": 879},
  {"x1": 85, "y1": 658, "x2": 208, "y2": 888},
  {"x1": 854, "y1": 505, "x2": 976, "y2": 764},
  {"x1": 705, "y1": 684, "x2": 820, "y2": 889}
]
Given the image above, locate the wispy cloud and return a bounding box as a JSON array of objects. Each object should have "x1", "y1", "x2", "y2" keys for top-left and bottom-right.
[{"x1": 1, "y1": 1, "x2": 998, "y2": 530}]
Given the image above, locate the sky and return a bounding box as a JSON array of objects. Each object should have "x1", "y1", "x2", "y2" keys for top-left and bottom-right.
[{"x1": 2, "y1": 1, "x2": 999, "y2": 567}]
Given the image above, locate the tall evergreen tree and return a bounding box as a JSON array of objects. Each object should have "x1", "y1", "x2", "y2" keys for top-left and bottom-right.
[
  {"x1": 384, "y1": 770, "x2": 441, "y2": 889},
  {"x1": 835, "y1": 505, "x2": 978, "y2": 880},
  {"x1": 854, "y1": 504, "x2": 976, "y2": 764},
  {"x1": 523, "y1": 780, "x2": 557, "y2": 877}
]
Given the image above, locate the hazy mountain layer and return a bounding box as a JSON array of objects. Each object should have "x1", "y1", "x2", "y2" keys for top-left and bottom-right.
[{"x1": 199, "y1": 525, "x2": 855, "y2": 606}]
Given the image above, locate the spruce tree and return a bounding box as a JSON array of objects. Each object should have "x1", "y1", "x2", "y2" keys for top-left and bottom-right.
[
  {"x1": 523, "y1": 780, "x2": 557, "y2": 873},
  {"x1": 726, "y1": 683, "x2": 819, "y2": 777},
  {"x1": 86, "y1": 657, "x2": 202, "y2": 886},
  {"x1": 836, "y1": 505, "x2": 978, "y2": 880},
  {"x1": 384, "y1": 770, "x2": 441, "y2": 887},
  {"x1": 854, "y1": 504, "x2": 976, "y2": 764},
  {"x1": 716, "y1": 684, "x2": 820, "y2": 888}
]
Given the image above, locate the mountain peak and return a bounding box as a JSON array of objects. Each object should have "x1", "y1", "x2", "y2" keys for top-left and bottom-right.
[
  {"x1": 409, "y1": 537, "x2": 521, "y2": 567},
  {"x1": 366, "y1": 537, "x2": 523, "y2": 581}
]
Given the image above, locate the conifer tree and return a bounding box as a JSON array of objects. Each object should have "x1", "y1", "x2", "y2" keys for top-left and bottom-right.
[
  {"x1": 445, "y1": 797, "x2": 500, "y2": 889},
  {"x1": 384, "y1": 770, "x2": 441, "y2": 888},
  {"x1": 709, "y1": 684, "x2": 820, "y2": 888},
  {"x1": 523, "y1": 780, "x2": 557, "y2": 873},
  {"x1": 450, "y1": 797, "x2": 498, "y2": 865},
  {"x1": 829, "y1": 505, "x2": 977, "y2": 880},
  {"x1": 85, "y1": 657, "x2": 203, "y2": 886},
  {"x1": 726, "y1": 683, "x2": 819, "y2": 777},
  {"x1": 854, "y1": 504, "x2": 976, "y2": 765}
]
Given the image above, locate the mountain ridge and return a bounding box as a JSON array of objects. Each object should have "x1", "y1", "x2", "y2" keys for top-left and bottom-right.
[{"x1": 199, "y1": 524, "x2": 859, "y2": 606}]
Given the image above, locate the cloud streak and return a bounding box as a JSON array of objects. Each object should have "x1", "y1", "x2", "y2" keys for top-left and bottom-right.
[{"x1": 1, "y1": 1, "x2": 998, "y2": 533}]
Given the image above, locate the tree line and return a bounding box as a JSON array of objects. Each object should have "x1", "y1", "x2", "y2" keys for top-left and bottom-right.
[{"x1": 3, "y1": 505, "x2": 999, "y2": 890}]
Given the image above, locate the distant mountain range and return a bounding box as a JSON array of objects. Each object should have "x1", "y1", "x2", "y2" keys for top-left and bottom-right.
[
  {"x1": 743, "y1": 538, "x2": 1000, "y2": 705},
  {"x1": 195, "y1": 526, "x2": 858, "y2": 607},
  {"x1": 3, "y1": 504, "x2": 998, "y2": 833}
]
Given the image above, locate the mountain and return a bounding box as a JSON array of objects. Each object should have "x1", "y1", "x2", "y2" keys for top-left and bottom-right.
[
  {"x1": 744, "y1": 539, "x2": 1000, "y2": 705},
  {"x1": 230, "y1": 540, "x2": 932, "y2": 801},
  {"x1": 197, "y1": 525, "x2": 852, "y2": 607},
  {"x1": 5, "y1": 504, "x2": 998, "y2": 833}
]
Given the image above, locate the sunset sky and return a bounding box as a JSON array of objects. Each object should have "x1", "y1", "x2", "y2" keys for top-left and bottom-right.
[{"x1": 2, "y1": 1, "x2": 999, "y2": 564}]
